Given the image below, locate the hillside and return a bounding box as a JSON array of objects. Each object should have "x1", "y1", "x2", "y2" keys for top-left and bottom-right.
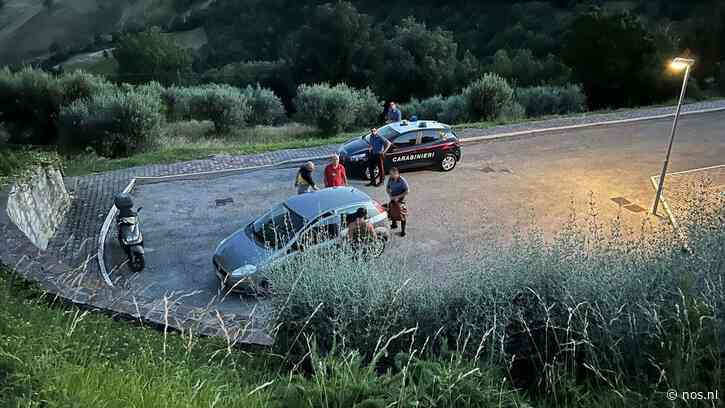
[{"x1": 0, "y1": 0, "x2": 198, "y2": 64}]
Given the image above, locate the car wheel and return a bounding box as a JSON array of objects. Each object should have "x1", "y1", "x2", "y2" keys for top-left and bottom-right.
[
  {"x1": 129, "y1": 252, "x2": 145, "y2": 272},
  {"x1": 364, "y1": 166, "x2": 380, "y2": 180},
  {"x1": 440, "y1": 153, "x2": 458, "y2": 172}
]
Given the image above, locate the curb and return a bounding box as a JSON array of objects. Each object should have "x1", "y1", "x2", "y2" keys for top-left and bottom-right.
[{"x1": 460, "y1": 106, "x2": 725, "y2": 144}]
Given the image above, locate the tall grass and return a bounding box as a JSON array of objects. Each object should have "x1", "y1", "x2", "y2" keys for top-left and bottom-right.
[
  {"x1": 1, "y1": 192, "x2": 722, "y2": 407},
  {"x1": 269, "y1": 195, "x2": 725, "y2": 405}
]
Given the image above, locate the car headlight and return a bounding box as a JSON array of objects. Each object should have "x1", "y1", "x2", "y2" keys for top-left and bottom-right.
[
  {"x1": 230, "y1": 264, "x2": 257, "y2": 278},
  {"x1": 350, "y1": 153, "x2": 367, "y2": 162}
]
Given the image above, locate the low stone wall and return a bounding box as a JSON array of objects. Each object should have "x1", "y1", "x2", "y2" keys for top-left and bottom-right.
[{"x1": 5, "y1": 165, "x2": 70, "y2": 250}]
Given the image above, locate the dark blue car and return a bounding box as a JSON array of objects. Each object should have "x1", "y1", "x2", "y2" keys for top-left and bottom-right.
[{"x1": 337, "y1": 119, "x2": 462, "y2": 180}]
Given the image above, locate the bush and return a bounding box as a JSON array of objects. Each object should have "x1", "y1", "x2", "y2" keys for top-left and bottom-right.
[
  {"x1": 0, "y1": 68, "x2": 111, "y2": 145},
  {"x1": 294, "y1": 83, "x2": 380, "y2": 134},
  {"x1": 498, "y1": 101, "x2": 526, "y2": 122},
  {"x1": 462, "y1": 73, "x2": 515, "y2": 121},
  {"x1": 242, "y1": 85, "x2": 286, "y2": 126},
  {"x1": 400, "y1": 94, "x2": 468, "y2": 124},
  {"x1": 515, "y1": 84, "x2": 586, "y2": 117},
  {"x1": 187, "y1": 85, "x2": 252, "y2": 133},
  {"x1": 160, "y1": 84, "x2": 253, "y2": 132},
  {"x1": 719, "y1": 63, "x2": 725, "y2": 96},
  {"x1": 401, "y1": 96, "x2": 445, "y2": 121},
  {"x1": 353, "y1": 87, "x2": 381, "y2": 128},
  {"x1": 58, "y1": 86, "x2": 163, "y2": 157},
  {"x1": 160, "y1": 86, "x2": 195, "y2": 121}
]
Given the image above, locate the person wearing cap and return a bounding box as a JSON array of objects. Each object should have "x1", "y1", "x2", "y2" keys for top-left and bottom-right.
[
  {"x1": 324, "y1": 153, "x2": 347, "y2": 188},
  {"x1": 386, "y1": 167, "x2": 409, "y2": 237},
  {"x1": 346, "y1": 207, "x2": 377, "y2": 252},
  {"x1": 294, "y1": 161, "x2": 319, "y2": 194}
]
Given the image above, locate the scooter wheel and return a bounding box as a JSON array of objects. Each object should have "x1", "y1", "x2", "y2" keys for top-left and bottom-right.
[{"x1": 130, "y1": 253, "x2": 145, "y2": 272}]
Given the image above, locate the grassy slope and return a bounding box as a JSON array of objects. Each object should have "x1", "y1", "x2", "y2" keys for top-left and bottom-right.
[
  {"x1": 0, "y1": 267, "x2": 528, "y2": 407},
  {"x1": 62, "y1": 123, "x2": 353, "y2": 176}
]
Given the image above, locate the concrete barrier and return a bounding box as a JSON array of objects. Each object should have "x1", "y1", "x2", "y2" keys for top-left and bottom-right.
[{"x1": 5, "y1": 165, "x2": 70, "y2": 250}]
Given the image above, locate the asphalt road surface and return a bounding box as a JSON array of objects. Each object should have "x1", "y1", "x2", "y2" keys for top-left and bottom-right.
[{"x1": 107, "y1": 111, "x2": 725, "y2": 315}]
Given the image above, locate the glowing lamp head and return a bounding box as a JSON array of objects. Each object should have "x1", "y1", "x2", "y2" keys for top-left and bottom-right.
[{"x1": 670, "y1": 57, "x2": 695, "y2": 72}]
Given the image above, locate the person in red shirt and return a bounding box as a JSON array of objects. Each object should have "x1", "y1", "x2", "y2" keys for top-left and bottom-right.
[{"x1": 324, "y1": 153, "x2": 348, "y2": 187}]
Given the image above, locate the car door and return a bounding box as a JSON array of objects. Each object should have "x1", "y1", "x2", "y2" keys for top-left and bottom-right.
[
  {"x1": 386, "y1": 130, "x2": 419, "y2": 170},
  {"x1": 268, "y1": 212, "x2": 339, "y2": 267},
  {"x1": 416, "y1": 129, "x2": 446, "y2": 167}
]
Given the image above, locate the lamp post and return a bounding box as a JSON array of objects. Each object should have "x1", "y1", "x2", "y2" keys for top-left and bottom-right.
[{"x1": 652, "y1": 57, "x2": 695, "y2": 216}]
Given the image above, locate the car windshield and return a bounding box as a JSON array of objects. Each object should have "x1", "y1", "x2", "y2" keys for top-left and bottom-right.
[
  {"x1": 251, "y1": 204, "x2": 306, "y2": 249},
  {"x1": 363, "y1": 126, "x2": 399, "y2": 142}
]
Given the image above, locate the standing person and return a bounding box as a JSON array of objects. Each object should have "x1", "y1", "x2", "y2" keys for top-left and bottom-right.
[
  {"x1": 324, "y1": 153, "x2": 347, "y2": 187},
  {"x1": 386, "y1": 167, "x2": 409, "y2": 237},
  {"x1": 346, "y1": 207, "x2": 377, "y2": 253},
  {"x1": 386, "y1": 102, "x2": 402, "y2": 123},
  {"x1": 294, "y1": 161, "x2": 319, "y2": 194},
  {"x1": 366, "y1": 127, "x2": 391, "y2": 187}
]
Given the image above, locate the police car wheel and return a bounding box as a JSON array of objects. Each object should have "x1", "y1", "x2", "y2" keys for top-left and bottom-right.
[
  {"x1": 364, "y1": 166, "x2": 380, "y2": 180},
  {"x1": 440, "y1": 153, "x2": 457, "y2": 171}
]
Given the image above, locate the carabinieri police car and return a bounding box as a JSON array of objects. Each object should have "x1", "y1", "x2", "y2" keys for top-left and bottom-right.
[{"x1": 337, "y1": 119, "x2": 462, "y2": 180}]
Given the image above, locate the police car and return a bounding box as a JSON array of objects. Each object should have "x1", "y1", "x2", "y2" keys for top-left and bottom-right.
[{"x1": 337, "y1": 119, "x2": 462, "y2": 180}]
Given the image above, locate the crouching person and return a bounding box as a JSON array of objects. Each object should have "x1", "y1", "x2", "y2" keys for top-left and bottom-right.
[
  {"x1": 346, "y1": 207, "x2": 377, "y2": 254},
  {"x1": 386, "y1": 167, "x2": 409, "y2": 237}
]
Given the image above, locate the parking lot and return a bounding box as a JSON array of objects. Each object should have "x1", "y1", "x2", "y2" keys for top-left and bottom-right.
[{"x1": 106, "y1": 111, "x2": 725, "y2": 317}]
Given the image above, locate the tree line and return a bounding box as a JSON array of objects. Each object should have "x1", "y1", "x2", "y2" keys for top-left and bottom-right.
[{"x1": 107, "y1": 0, "x2": 724, "y2": 112}]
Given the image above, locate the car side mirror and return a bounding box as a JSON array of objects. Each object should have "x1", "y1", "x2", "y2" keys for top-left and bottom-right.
[{"x1": 137, "y1": 206, "x2": 143, "y2": 213}]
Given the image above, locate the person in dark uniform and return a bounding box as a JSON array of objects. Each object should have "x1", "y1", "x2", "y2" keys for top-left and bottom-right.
[
  {"x1": 385, "y1": 102, "x2": 402, "y2": 123},
  {"x1": 385, "y1": 167, "x2": 409, "y2": 237},
  {"x1": 366, "y1": 127, "x2": 391, "y2": 187}
]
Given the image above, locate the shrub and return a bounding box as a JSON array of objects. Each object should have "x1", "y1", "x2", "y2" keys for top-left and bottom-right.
[
  {"x1": 187, "y1": 84, "x2": 252, "y2": 133},
  {"x1": 462, "y1": 73, "x2": 515, "y2": 121},
  {"x1": 160, "y1": 86, "x2": 195, "y2": 121},
  {"x1": 439, "y1": 94, "x2": 468, "y2": 124},
  {"x1": 242, "y1": 85, "x2": 286, "y2": 126},
  {"x1": 401, "y1": 95, "x2": 445, "y2": 121},
  {"x1": 0, "y1": 68, "x2": 111, "y2": 145},
  {"x1": 352, "y1": 87, "x2": 381, "y2": 128},
  {"x1": 58, "y1": 86, "x2": 163, "y2": 157},
  {"x1": 294, "y1": 83, "x2": 379, "y2": 134},
  {"x1": 516, "y1": 84, "x2": 586, "y2": 117},
  {"x1": 719, "y1": 63, "x2": 725, "y2": 96},
  {"x1": 400, "y1": 94, "x2": 468, "y2": 124},
  {"x1": 498, "y1": 101, "x2": 526, "y2": 122}
]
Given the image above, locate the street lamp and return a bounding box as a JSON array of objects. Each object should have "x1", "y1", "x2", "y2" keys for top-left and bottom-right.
[{"x1": 652, "y1": 57, "x2": 695, "y2": 215}]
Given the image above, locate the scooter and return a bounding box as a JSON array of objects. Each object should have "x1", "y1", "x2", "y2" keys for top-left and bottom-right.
[{"x1": 114, "y1": 193, "x2": 145, "y2": 272}]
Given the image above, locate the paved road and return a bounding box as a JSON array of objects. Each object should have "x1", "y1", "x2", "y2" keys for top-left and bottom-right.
[{"x1": 106, "y1": 111, "x2": 725, "y2": 314}]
